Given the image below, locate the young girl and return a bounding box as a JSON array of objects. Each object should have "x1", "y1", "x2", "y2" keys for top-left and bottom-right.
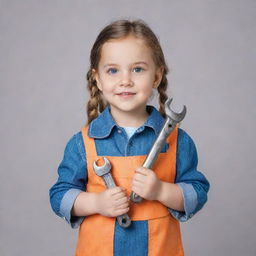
[{"x1": 49, "y1": 19, "x2": 210, "y2": 256}]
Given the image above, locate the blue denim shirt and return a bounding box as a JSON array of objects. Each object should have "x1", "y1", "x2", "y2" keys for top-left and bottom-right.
[{"x1": 49, "y1": 106, "x2": 209, "y2": 230}]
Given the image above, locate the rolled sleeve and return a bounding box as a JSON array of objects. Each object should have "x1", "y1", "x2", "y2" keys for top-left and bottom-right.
[
  {"x1": 168, "y1": 182, "x2": 198, "y2": 222},
  {"x1": 49, "y1": 132, "x2": 87, "y2": 228},
  {"x1": 171, "y1": 128, "x2": 210, "y2": 221},
  {"x1": 60, "y1": 189, "x2": 85, "y2": 228}
]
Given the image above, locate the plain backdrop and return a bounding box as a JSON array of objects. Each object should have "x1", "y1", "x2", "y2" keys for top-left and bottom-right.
[{"x1": 1, "y1": 0, "x2": 256, "y2": 255}]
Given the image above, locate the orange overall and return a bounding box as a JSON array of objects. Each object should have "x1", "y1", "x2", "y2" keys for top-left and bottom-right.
[{"x1": 76, "y1": 126, "x2": 184, "y2": 256}]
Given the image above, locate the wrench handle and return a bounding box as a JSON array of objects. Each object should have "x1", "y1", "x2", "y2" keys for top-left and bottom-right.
[
  {"x1": 117, "y1": 213, "x2": 131, "y2": 228},
  {"x1": 143, "y1": 118, "x2": 176, "y2": 169},
  {"x1": 102, "y1": 173, "x2": 132, "y2": 228},
  {"x1": 130, "y1": 118, "x2": 177, "y2": 203},
  {"x1": 130, "y1": 192, "x2": 143, "y2": 203},
  {"x1": 102, "y1": 173, "x2": 116, "y2": 188}
]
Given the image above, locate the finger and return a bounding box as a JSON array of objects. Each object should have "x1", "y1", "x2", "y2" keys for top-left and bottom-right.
[
  {"x1": 113, "y1": 195, "x2": 129, "y2": 204},
  {"x1": 132, "y1": 180, "x2": 143, "y2": 191},
  {"x1": 111, "y1": 187, "x2": 126, "y2": 195},
  {"x1": 135, "y1": 167, "x2": 150, "y2": 175},
  {"x1": 131, "y1": 185, "x2": 143, "y2": 197},
  {"x1": 115, "y1": 197, "x2": 129, "y2": 207},
  {"x1": 133, "y1": 173, "x2": 147, "y2": 183},
  {"x1": 115, "y1": 203, "x2": 129, "y2": 211},
  {"x1": 113, "y1": 192, "x2": 127, "y2": 201},
  {"x1": 132, "y1": 179, "x2": 144, "y2": 188},
  {"x1": 115, "y1": 207, "x2": 130, "y2": 216},
  {"x1": 116, "y1": 196, "x2": 129, "y2": 204}
]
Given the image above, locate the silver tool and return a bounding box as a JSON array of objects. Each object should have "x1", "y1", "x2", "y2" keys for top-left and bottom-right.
[
  {"x1": 93, "y1": 157, "x2": 131, "y2": 228},
  {"x1": 130, "y1": 98, "x2": 187, "y2": 203}
]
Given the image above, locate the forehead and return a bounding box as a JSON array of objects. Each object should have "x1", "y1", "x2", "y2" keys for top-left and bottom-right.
[{"x1": 99, "y1": 36, "x2": 154, "y2": 64}]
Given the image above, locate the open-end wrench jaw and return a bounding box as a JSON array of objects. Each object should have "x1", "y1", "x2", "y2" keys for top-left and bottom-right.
[
  {"x1": 93, "y1": 157, "x2": 111, "y2": 176},
  {"x1": 165, "y1": 98, "x2": 187, "y2": 123},
  {"x1": 130, "y1": 97, "x2": 187, "y2": 203}
]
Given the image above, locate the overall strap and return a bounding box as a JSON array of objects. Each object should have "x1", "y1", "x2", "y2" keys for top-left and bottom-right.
[{"x1": 81, "y1": 126, "x2": 97, "y2": 158}]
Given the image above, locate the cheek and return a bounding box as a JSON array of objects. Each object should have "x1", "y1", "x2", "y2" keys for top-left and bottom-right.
[
  {"x1": 100, "y1": 75, "x2": 120, "y2": 89},
  {"x1": 100, "y1": 82, "x2": 115, "y2": 95},
  {"x1": 137, "y1": 78, "x2": 154, "y2": 92},
  {"x1": 136, "y1": 74, "x2": 155, "y2": 85}
]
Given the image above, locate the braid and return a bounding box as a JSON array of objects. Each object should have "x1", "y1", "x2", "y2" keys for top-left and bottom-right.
[
  {"x1": 86, "y1": 69, "x2": 105, "y2": 124},
  {"x1": 157, "y1": 70, "x2": 168, "y2": 118}
]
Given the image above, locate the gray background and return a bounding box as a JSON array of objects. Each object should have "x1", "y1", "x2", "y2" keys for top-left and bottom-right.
[{"x1": 1, "y1": 0, "x2": 256, "y2": 255}]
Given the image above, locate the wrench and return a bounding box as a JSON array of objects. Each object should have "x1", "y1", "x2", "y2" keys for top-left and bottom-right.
[
  {"x1": 131, "y1": 98, "x2": 187, "y2": 203},
  {"x1": 93, "y1": 157, "x2": 131, "y2": 228}
]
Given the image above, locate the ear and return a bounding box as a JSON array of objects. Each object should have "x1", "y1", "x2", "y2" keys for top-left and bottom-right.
[
  {"x1": 92, "y1": 68, "x2": 102, "y2": 91},
  {"x1": 153, "y1": 66, "x2": 164, "y2": 89}
]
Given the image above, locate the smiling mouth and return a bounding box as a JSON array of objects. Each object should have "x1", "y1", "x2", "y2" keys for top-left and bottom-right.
[{"x1": 116, "y1": 92, "x2": 136, "y2": 95}]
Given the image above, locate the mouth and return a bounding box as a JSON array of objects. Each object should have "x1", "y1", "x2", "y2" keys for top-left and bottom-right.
[
  {"x1": 116, "y1": 92, "x2": 136, "y2": 99},
  {"x1": 116, "y1": 92, "x2": 136, "y2": 96}
]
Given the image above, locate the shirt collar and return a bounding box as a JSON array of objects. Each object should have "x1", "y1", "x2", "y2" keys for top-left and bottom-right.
[{"x1": 88, "y1": 105, "x2": 165, "y2": 138}]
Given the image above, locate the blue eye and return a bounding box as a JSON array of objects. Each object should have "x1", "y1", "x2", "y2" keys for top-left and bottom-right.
[
  {"x1": 133, "y1": 67, "x2": 144, "y2": 73},
  {"x1": 107, "y1": 68, "x2": 118, "y2": 74}
]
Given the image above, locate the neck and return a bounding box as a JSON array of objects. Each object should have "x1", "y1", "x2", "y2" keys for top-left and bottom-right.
[{"x1": 110, "y1": 107, "x2": 149, "y2": 127}]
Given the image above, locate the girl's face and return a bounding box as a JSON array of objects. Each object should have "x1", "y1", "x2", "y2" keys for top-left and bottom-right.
[{"x1": 93, "y1": 35, "x2": 163, "y2": 121}]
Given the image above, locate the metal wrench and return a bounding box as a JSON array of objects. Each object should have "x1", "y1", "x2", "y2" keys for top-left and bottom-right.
[
  {"x1": 93, "y1": 157, "x2": 131, "y2": 228},
  {"x1": 131, "y1": 98, "x2": 187, "y2": 203}
]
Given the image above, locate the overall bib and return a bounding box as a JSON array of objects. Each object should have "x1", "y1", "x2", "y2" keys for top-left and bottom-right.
[{"x1": 76, "y1": 126, "x2": 184, "y2": 256}]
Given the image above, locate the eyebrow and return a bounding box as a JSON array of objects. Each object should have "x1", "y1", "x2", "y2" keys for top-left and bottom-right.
[{"x1": 103, "y1": 62, "x2": 149, "y2": 68}]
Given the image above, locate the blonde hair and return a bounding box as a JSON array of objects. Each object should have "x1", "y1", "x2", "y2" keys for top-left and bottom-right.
[{"x1": 86, "y1": 19, "x2": 169, "y2": 124}]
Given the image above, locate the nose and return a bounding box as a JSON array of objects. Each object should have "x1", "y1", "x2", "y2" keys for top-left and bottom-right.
[{"x1": 120, "y1": 71, "x2": 134, "y2": 87}]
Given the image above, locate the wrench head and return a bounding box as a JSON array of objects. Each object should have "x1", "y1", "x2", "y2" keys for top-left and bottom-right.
[
  {"x1": 165, "y1": 98, "x2": 187, "y2": 123},
  {"x1": 93, "y1": 157, "x2": 112, "y2": 177}
]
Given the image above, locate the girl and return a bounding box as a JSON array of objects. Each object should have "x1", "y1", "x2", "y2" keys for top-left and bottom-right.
[{"x1": 49, "y1": 19, "x2": 210, "y2": 256}]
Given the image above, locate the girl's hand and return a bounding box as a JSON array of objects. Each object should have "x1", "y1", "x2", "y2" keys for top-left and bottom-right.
[
  {"x1": 96, "y1": 187, "x2": 130, "y2": 217},
  {"x1": 132, "y1": 167, "x2": 162, "y2": 201}
]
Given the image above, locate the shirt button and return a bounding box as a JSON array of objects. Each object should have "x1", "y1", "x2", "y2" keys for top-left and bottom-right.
[{"x1": 118, "y1": 129, "x2": 122, "y2": 133}]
